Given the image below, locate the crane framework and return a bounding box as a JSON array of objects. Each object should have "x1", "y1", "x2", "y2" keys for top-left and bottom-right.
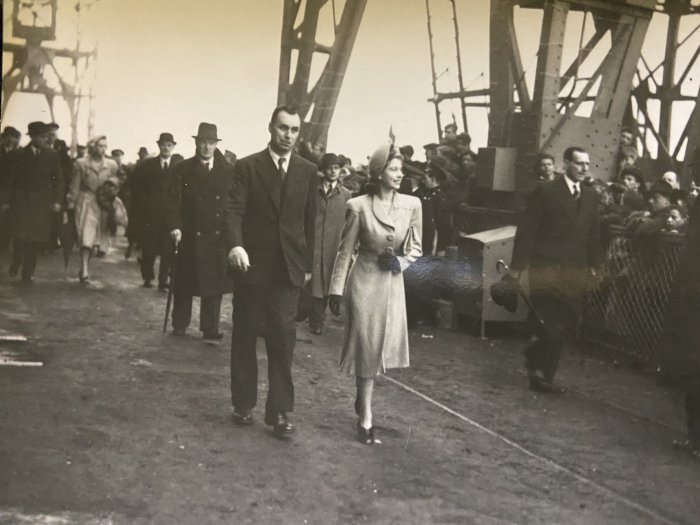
[
  {"x1": 277, "y1": 0, "x2": 368, "y2": 148},
  {"x1": 425, "y1": 0, "x2": 699, "y2": 185},
  {"x1": 1, "y1": 0, "x2": 98, "y2": 152}
]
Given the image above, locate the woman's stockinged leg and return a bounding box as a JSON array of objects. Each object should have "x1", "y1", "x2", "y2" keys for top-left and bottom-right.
[
  {"x1": 356, "y1": 376, "x2": 374, "y2": 430},
  {"x1": 80, "y1": 248, "x2": 91, "y2": 279}
]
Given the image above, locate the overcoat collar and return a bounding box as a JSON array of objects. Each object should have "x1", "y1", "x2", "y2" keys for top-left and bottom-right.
[{"x1": 371, "y1": 192, "x2": 396, "y2": 229}]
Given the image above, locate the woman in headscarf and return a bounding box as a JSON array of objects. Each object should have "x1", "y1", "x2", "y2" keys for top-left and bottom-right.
[
  {"x1": 67, "y1": 135, "x2": 119, "y2": 283},
  {"x1": 328, "y1": 141, "x2": 423, "y2": 445}
]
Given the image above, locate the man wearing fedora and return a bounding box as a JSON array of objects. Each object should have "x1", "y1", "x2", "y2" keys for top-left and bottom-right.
[
  {"x1": 166, "y1": 123, "x2": 234, "y2": 343},
  {"x1": 133, "y1": 132, "x2": 178, "y2": 290},
  {"x1": 4, "y1": 122, "x2": 64, "y2": 282},
  {"x1": 225, "y1": 105, "x2": 317, "y2": 436},
  {"x1": 308, "y1": 152, "x2": 352, "y2": 335},
  {"x1": 0, "y1": 126, "x2": 22, "y2": 252}
]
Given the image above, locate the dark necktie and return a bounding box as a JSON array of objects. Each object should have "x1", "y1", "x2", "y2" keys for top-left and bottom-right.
[
  {"x1": 326, "y1": 184, "x2": 333, "y2": 197},
  {"x1": 162, "y1": 161, "x2": 168, "y2": 171},
  {"x1": 278, "y1": 158, "x2": 286, "y2": 182},
  {"x1": 572, "y1": 183, "x2": 580, "y2": 200}
]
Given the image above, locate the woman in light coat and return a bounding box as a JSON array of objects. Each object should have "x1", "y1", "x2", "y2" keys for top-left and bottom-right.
[
  {"x1": 329, "y1": 142, "x2": 422, "y2": 444},
  {"x1": 67, "y1": 135, "x2": 118, "y2": 283}
]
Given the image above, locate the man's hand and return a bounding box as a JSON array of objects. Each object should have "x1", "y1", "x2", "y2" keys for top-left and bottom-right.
[
  {"x1": 304, "y1": 272, "x2": 312, "y2": 285},
  {"x1": 329, "y1": 295, "x2": 342, "y2": 317},
  {"x1": 52, "y1": 203, "x2": 62, "y2": 213},
  {"x1": 170, "y1": 229, "x2": 182, "y2": 245},
  {"x1": 228, "y1": 246, "x2": 250, "y2": 273}
]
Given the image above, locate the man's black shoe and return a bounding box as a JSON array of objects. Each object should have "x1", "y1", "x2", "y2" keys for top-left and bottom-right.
[
  {"x1": 271, "y1": 412, "x2": 294, "y2": 437},
  {"x1": 203, "y1": 332, "x2": 223, "y2": 345},
  {"x1": 143, "y1": 280, "x2": 153, "y2": 288},
  {"x1": 158, "y1": 282, "x2": 169, "y2": 291},
  {"x1": 529, "y1": 375, "x2": 565, "y2": 394},
  {"x1": 173, "y1": 327, "x2": 186, "y2": 336},
  {"x1": 232, "y1": 408, "x2": 253, "y2": 426}
]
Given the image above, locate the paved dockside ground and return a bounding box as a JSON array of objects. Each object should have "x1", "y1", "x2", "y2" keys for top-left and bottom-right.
[{"x1": 1, "y1": 242, "x2": 699, "y2": 525}]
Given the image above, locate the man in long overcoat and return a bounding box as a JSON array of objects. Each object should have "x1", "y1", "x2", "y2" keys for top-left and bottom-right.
[
  {"x1": 167, "y1": 123, "x2": 233, "y2": 342},
  {"x1": 133, "y1": 132, "x2": 178, "y2": 289},
  {"x1": 510, "y1": 146, "x2": 601, "y2": 393},
  {"x1": 225, "y1": 105, "x2": 317, "y2": 436},
  {"x1": 5, "y1": 122, "x2": 63, "y2": 282},
  {"x1": 309, "y1": 153, "x2": 352, "y2": 334},
  {"x1": 0, "y1": 126, "x2": 22, "y2": 252}
]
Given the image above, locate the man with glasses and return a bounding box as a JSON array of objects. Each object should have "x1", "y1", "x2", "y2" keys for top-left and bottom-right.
[{"x1": 510, "y1": 146, "x2": 602, "y2": 393}]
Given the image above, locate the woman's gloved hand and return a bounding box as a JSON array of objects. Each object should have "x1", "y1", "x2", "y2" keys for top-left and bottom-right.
[
  {"x1": 378, "y1": 251, "x2": 402, "y2": 274},
  {"x1": 329, "y1": 295, "x2": 343, "y2": 316}
]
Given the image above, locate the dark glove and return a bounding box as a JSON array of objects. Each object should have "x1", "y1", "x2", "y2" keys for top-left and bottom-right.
[
  {"x1": 329, "y1": 295, "x2": 342, "y2": 317},
  {"x1": 378, "y1": 252, "x2": 402, "y2": 274}
]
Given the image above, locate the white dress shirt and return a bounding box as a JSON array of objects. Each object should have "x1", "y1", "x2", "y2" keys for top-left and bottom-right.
[
  {"x1": 268, "y1": 146, "x2": 291, "y2": 172},
  {"x1": 564, "y1": 175, "x2": 580, "y2": 197}
]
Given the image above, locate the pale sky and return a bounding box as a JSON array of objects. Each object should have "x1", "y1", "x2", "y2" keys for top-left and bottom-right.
[{"x1": 2, "y1": 0, "x2": 697, "y2": 164}]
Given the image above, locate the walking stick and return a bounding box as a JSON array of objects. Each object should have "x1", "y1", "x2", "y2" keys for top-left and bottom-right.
[{"x1": 163, "y1": 240, "x2": 179, "y2": 334}]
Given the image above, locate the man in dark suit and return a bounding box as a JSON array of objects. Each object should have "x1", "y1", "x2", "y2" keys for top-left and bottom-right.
[
  {"x1": 134, "y1": 132, "x2": 178, "y2": 290},
  {"x1": 166, "y1": 123, "x2": 234, "y2": 343},
  {"x1": 0, "y1": 126, "x2": 22, "y2": 252},
  {"x1": 4, "y1": 122, "x2": 64, "y2": 282},
  {"x1": 225, "y1": 105, "x2": 317, "y2": 436},
  {"x1": 510, "y1": 146, "x2": 602, "y2": 393}
]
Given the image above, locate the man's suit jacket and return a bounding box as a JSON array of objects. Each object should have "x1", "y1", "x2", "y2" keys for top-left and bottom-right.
[
  {"x1": 511, "y1": 176, "x2": 601, "y2": 297},
  {"x1": 224, "y1": 149, "x2": 317, "y2": 288},
  {"x1": 166, "y1": 155, "x2": 234, "y2": 297},
  {"x1": 132, "y1": 156, "x2": 175, "y2": 252},
  {"x1": 6, "y1": 146, "x2": 63, "y2": 243}
]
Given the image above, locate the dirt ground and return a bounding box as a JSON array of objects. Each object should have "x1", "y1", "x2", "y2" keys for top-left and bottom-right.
[{"x1": 1, "y1": 241, "x2": 699, "y2": 525}]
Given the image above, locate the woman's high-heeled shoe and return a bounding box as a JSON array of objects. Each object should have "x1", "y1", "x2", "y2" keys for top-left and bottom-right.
[{"x1": 357, "y1": 421, "x2": 375, "y2": 445}]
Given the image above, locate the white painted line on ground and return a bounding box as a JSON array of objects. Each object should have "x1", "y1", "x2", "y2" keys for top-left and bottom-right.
[
  {"x1": 0, "y1": 334, "x2": 28, "y2": 342},
  {"x1": 381, "y1": 374, "x2": 681, "y2": 525},
  {"x1": 0, "y1": 358, "x2": 43, "y2": 367}
]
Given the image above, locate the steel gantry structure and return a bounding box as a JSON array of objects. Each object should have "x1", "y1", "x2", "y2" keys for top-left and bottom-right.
[
  {"x1": 2, "y1": 0, "x2": 99, "y2": 152},
  {"x1": 425, "y1": 0, "x2": 699, "y2": 187},
  {"x1": 277, "y1": 0, "x2": 368, "y2": 149}
]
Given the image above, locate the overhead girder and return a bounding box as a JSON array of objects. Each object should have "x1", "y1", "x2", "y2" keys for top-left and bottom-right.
[{"x1": 277, "y1": 0, "x2": 368, "y2": 148}]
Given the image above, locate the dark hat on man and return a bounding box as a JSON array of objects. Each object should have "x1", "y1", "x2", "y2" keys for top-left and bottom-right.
[
  {"x1": 138, "y1": 146, "x2": 148, "y2": 155},
  {"x1": 111, "y1": 149, "x2": 124, "y2": 156},
  {"x1": 620, "y1": 166, "x2": 645, "y2": 187},
  {"x1": 649, "y1": 180, "x2": 673, "y2": 197},
  {"x1": 27, "y1": 121, "x2": 47, "y2": 136},
  {"x1": 192, "y1": 122, "x2": 221, "y2": 142},
  {"x1": 423, "y1": 142, "x2": 439, "y2": 151},
  {"x1": 320, "y1": 153, "x2": 341, "y2": 170},
  {"x1": 46, "y1": 122, "x2": 60, "y2": 131},
  {"x1": 1, "y1": 126, "x2": 20, "y2": 139},
  {"x1": 157, "y1": 132, "x2": 176, "y2": 145}
]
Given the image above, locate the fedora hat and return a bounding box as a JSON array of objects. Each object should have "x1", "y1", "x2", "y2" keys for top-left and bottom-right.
[
  {"x1": 27, "y1": 121, "x2": 47, "y2": 136},
  {"x1": 320, "y1": 153, "x2": 341, "y2": 170},
  {"x1": 157, "y1": 132, "x2": 176, "y2": 145},
  {"x1": 1, "y1": 126, "x2": 20, "y2": 139},
  {"x1": 193, "y1": 122, "x2": 220, "y2": 142}
]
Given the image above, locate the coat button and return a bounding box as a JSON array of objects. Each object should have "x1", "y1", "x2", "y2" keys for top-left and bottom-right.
[
  {"x1": 215, "y1": 195, "x2": 220, "y2": 200},
  {"x1": 196, "y1": 232, "x2": 201, "y2": 236},
  {"x1": 386, "y1": 234, "x2": 394, "y2": 241},
  {"x1": 214, "y1": 230, "x2": 220, "y2": 235}
]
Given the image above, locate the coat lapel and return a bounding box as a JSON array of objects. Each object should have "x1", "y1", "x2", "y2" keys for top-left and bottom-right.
[
  {"x1": 371, "y1": 193, "x2": 396, "y2": 229},
  {"x1": 255, "y1": 150, "x2": 282, "y2": 212}
]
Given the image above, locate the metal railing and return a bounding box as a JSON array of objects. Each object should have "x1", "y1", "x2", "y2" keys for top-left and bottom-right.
[{"x1": 581, "y1": 226, "x2": 686, "y2": 366}]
